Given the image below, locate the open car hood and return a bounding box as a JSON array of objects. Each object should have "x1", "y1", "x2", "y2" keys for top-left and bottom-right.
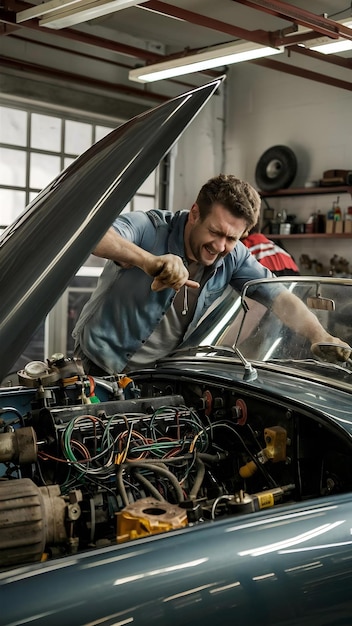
[{"x1": 0, "y1": 76, "x2": 224, "y2": 381}]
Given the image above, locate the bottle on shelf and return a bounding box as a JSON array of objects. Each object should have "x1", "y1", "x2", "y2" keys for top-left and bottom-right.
[
  {"x1": 345, "y1": 206, "x2": 352, "y2": 233},
  {"x1": 305, "y1": 213, "x2": 316, "y2": 234},
  {"x1": 326, "y1": 197, "x2": 341, "y2": 234},
  {"x1": 333, "y1": 196, "x2": 343, "y2": 233},
  {"x1": 333, "y1": 196, "x2": 342, "y2": 221},
  {"x1": 316, "y1": 210, "x2": 326, "y2": 233}
]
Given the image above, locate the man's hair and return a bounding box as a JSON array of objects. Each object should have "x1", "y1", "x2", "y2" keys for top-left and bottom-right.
[{"x1": 196, "y1": 174, "x2": 260, "y2": 230}]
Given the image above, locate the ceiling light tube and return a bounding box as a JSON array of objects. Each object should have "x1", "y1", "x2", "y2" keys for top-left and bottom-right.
[
  {"x1": 129, "y1": 41, "x2": 283, "y2": 83},
  {"x1": 308, "y1": 18, "x2": 352, "y2": 54},
  {"x1": 17, "y1": 0, "x2": 144, "y2": 28},
  {"x1": 311, "y1": 39, "x2": 352, "y2": 54}
]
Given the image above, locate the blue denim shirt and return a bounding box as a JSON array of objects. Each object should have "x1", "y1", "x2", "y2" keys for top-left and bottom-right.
[{"x1": 73, "y1": 209, "x2": 272, "y2": 373}]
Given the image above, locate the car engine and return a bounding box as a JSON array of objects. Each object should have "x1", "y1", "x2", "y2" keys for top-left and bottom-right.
[{"x1": 1, "y1": 354, "x2": 352, "y2": 569}]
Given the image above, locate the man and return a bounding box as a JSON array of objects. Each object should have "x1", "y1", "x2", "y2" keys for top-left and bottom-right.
[
  {"x1": 241, "y1": 225, "x2": 300, "y2": 276},
  {"x1": 73, "y1": 174, "x2": 349, "y2": 375}
]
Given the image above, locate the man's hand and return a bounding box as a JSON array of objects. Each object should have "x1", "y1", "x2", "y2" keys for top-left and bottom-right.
[
  {"x1": 93, "y1": 230, "x2": 199, "y2": 293},
  {"x1": 271, "y1": 291, "x2": 351, "y2": 364},
  {"x1": 311, "y1": 335, "x2": 352, "y2": 363},
  {"x1": 145, "y1": 254, "x2": 200, "y2": 292}
]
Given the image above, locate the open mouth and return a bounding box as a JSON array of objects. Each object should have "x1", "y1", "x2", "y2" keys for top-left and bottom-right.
[{"x1": 204, "y1": 245, "x2": 217, "y2": 258}]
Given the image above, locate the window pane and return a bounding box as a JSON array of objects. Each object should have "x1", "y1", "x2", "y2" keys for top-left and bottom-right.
[
  {"x1": 95, "y1": 125, "x2": 113, "y2": 141},
  {"x1": 0, "y1": 147, "x2": 26, "y2": 186},
  {"x1": 137, "y1": 170, "x2": 156, "y2": 195},
  {"x1": 0, "y1": 189, "x2": 26, "y2": 226},
  {"x1": 29, "y1": 191, "x2": 39, "y2": 203},
  {"x1": 29, "y1": 152, "x2": 61, "y2": 189},
  {"x1": 67, "y1": 287, "x2": 97, "y2": 356},
  {"x1": 64, "y1": 157, "x2": 76, "y2": 169},
  {"x1": 65, "y1": 120, "x2": 92, "y2": 155},
  {"x1": 133, "y1": 195, "x2": 154, "y2": 212},
  {"x1": 0, "y1": 107, "x2": 27, "y2": 146},
  {"x1": 31, "y1": 113, "x2": 61, "y2": 152}
]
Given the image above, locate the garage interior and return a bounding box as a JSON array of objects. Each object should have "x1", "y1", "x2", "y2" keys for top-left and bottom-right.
[{"x1": 1, "y1": 0, "x2": 352, "y2": 367}]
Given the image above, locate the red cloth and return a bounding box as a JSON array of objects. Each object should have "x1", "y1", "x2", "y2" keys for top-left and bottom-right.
[{"x1": 242, "y1": 233, "x2": 299, "y2": 274}]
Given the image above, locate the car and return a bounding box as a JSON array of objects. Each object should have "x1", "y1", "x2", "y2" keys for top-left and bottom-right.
[{"x1": 1, "y1": 78, "x2": 352, "y2": 626}]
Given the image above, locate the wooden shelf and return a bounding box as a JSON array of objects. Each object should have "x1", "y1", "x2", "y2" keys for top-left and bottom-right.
[
  {"x1": 261, "y1": 186, "x2": 352, "y2": 242},
  {"x1": 260, "y1": 185, "x2": 352, "y2": 198},
  {"x1": 269, "y1": 233, "x2": 352, "y2": 240}
]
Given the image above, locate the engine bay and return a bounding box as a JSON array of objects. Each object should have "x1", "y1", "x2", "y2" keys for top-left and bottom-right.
[{"x1": 1, "y1": 354, "x2": 352, "y2": 569}]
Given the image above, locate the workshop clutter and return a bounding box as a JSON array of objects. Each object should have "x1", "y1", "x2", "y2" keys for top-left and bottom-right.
[
  {"x1": 325, "y1": 197, "x2": 352, "y2": 234},
  {"x1": 329, "y1": 254, "x2": 351, "y2": 276},
  {"x1": 264, "y1": 197, "x2": 352, "y2": 236},
  {"x1": 258, "y1": 157, "x2": 352, "y2": 235},
  {"x1": 304, "y1": 198, "x2": 352, "y2": 234},
  {"x1": 300, "y1": 254, "x2": 351, "y2": 278},
  {"x1": 320, "y1": 169, "x2": 352, "y2": 186}
]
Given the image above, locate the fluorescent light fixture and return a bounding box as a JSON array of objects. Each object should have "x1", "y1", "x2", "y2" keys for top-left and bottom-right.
[
  {"x1": 16, "y1": 0, "x2": 144, "y2": 29},
  {"x1": 129, "y1": 41, "x2": 284, "y2": 83},
  {"x1": 308, "y1": 19, "x2": 352, "y2": 54},
  {"x1": 312, "y1": 38, "x2": 352, "y2": 54}
]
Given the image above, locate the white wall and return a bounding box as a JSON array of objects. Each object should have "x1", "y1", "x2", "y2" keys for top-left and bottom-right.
[
  {"x1": 223, "y1": 63, "x2": 352, "y2": 274},
  {"x1": 172, "y1": 85, "x2": 225, "y2": 211}
]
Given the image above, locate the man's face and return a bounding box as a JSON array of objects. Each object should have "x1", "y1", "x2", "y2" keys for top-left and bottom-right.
[{"x1": 185, "y1": 202, "x2": 248, "y2": 266}]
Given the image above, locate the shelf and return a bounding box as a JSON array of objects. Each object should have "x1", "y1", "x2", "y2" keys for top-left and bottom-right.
[
  {"x1": 260, "y1": 185, "x2": 352, "y2": 198},
  {"x1": 269, "y1": 233, "x2": 352, "y2": 240}
]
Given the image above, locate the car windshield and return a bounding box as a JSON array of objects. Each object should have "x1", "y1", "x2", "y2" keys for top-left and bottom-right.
[{"x1": 182, "y1": 277, "x2": 352, "y2": 387}]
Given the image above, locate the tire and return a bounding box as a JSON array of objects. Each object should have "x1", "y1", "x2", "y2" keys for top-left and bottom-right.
[{"x1": 255, "y1": 145, "x2": 297, "y2": 191}]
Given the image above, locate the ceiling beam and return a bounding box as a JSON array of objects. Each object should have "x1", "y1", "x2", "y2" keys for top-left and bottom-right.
[
  {"x1": 141, "y1": 0, "x2": 272, "y2": 46},
  {"x1": 290, "y1": 45, "x2": 352, "y2": 70},
  {"x1": 0, "y1": 6, "x2": 163, "y2": 61},
  {"x1": 0, "y1": 55, "x2": 170, "y2": 100},
  {"x1": 251, "y1": 57, "x2": 352, "y2": 91},
  {"x1": 140, "y1": 1, "x2": 352, "y2": 62},
  {"x1": 1, "y1": 0, "x2": 351, "y2": 92},
  {"x1": 6, "y1": 31, "x2": 201, "y2": 88},
  {"x1": 233, "y1": 0, "x2": 352, "y2": 41}
]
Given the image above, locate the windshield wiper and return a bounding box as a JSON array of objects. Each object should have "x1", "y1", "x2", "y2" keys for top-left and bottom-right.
[
  {"x1": 233, "y1": 346, "x2": 258, "y2": 381},
  {"x1": 197, "y1": 345, "x2": 238, "y2": 356},
  {"x1": 176, "y1": 345, "x2": 258, "y2": 381},
  {"x1": 164, "y1": 344, "x2": 257, "y2": 381},
  {"x1": 169, "y1": 344, "x2": 238, "y2": 357}
]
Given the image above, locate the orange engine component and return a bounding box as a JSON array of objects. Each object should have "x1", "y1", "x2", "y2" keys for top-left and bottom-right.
[{"x1": 117, "y1": 497, "x2": 188, "y2": 543}]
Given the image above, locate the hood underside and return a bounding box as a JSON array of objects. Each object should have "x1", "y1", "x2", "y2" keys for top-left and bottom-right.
[{"x1": 0, "y1": 77, "x2": 224, "y2": 380}]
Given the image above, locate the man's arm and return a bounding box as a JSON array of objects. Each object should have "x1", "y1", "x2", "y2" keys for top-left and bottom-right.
[
  {"x1": 93, "y1": 227, "x2": 199, "y2": 292},
  {"x1": 272, "y1": 290, "x2": 351, "y2": 361}
]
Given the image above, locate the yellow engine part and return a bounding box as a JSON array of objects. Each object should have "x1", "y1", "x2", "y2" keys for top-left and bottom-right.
[
  {"x1": 239, "y1": 425, "x2": 287, "y2": 478},
  {"x1": 117, "y1": 497, "x2": 188, "y2": 543},
  {"x1": 239, "y1": 460, "x2": 257, "y2": 478},
  {"x1": 264, "y1": 425, "x2": 287, "y2": 462}
]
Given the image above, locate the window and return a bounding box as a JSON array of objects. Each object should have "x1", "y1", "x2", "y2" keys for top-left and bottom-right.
[{"x1": 0, "y1": 102, "x2": 160, "y2": 377}]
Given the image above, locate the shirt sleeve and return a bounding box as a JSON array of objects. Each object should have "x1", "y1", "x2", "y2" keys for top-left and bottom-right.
[
  {"x1": 230, "y1": 241, "x2": 273, "y2": 288},
  {"x1": 229, "y1": 241, "x2": 284, "y2": 306},
  {"x1": 111, "y1": 211, "x2": 153, "y2": 246}
]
